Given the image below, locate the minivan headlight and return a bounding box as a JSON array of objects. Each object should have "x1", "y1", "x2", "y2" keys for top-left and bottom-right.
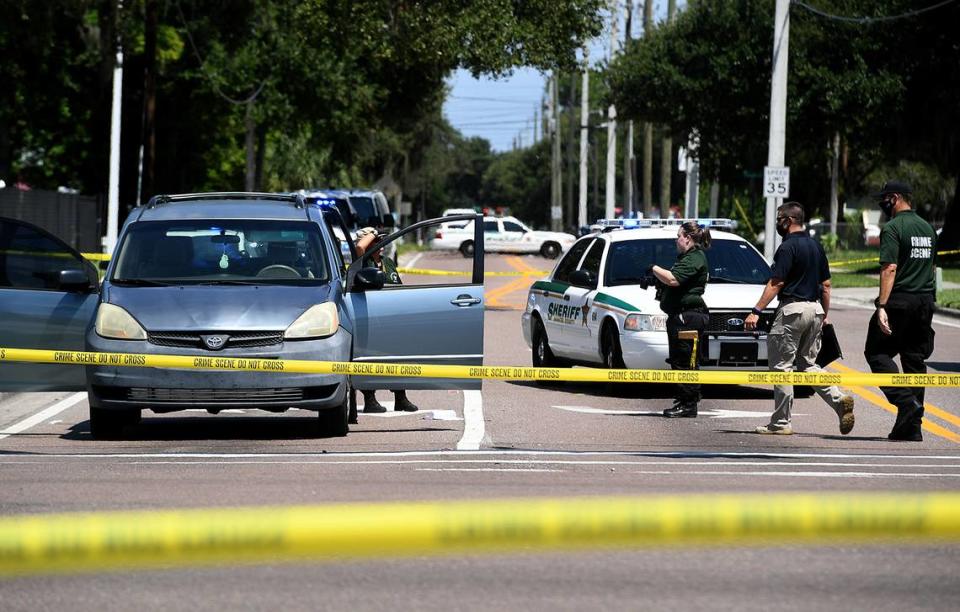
[
  {"x1": 285, "y1": 302, "x2": 340, "y2": 339},
  {"x1": 624, "y1": 313, "x2": 667, "y2": 332},
  {"x1": 95, "y1": 303, "x2": 147, "y2": 340}
]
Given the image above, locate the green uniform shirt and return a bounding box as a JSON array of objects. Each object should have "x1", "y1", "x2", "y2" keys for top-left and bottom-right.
[
  {"x1": 381, "y1": 255, "x2": 402, "y2": 285},
  {"x1": 658, "y1": 247, "x2": 708, "y2": 315},
  {"x1": 879, "y1": 210, "x2": 936, "y2": 294}
]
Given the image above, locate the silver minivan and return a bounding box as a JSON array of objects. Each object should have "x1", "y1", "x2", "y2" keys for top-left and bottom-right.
[{"x1": 0, "y1": 193, "x2": 484, "y2": 439}]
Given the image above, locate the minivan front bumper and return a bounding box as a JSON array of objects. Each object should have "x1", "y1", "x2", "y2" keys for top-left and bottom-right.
[{"x1": 85, "y1": 327, "x2": 351, "y2": 413}]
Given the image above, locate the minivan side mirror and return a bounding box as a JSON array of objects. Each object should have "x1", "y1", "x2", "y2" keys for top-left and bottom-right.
[
  {"x1": 354, "y1": 267, "x2": 385, "y2": 291},
  {"x1": 569, "y1": 269, "x2": 597, "y2": 289},
  {"x1": 58, "y1": 269, "x2": 95, "y2": 292}
]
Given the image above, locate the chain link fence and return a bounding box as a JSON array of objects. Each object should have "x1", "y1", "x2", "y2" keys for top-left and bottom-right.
[{"x1": 0, "y1": 189, "x2": 104, "y2": 253}]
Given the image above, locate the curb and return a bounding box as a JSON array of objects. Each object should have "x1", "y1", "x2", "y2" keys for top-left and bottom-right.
[{"x1": 833, "y1": 297, "x2": 960, "y2": 321}]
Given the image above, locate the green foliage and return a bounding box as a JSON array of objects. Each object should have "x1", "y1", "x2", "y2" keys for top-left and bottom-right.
[
  {"x1": 0, "y1": 0, "x2": 603, "y2": 203},
  {"x1": 481, "y1": 141, "x2": 552, "y2": 227}
]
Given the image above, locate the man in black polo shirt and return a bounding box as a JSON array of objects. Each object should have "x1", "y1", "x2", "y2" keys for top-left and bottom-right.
[
  {"x1": 865, "y1": 180, "x2": 937, "y2": 442},
  {"x1": 745, "y1": 202, "x2": 855, "y2": 435}
]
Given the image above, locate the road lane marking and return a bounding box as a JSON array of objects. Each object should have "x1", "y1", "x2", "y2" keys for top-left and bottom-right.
[
  {"x1": 552, "y1": 405, "x2": 806, "y2": 419},
  {"x1": 626, "y1": 470, "x2": 960, "y2": 479},
  {"x1": 0, "y1": 392, "x2": 87, "y2": 440},
  {"x1": 1, "y1": 450, "x2": 958, "y2": 460},
  {"x1": 404, "y1": 252, "x2": 425, "y2": 269},
  {"x1": 456, "y1": 390, "x2": 485, "y2": 450},
  {"x1": 830, "y1": 362, "x2": 960, "y2": 443},
  {"x1": 484, "y1": 256, "x2": 536, "y2": 309}
]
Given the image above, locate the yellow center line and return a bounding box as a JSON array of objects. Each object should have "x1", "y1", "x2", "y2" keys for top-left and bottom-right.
[
  {"x1": 485, "y1": 257, "x2": 537, "y2": 309},
  {"x1": 829, "y1": 362, "x2": 960, "y2": 443}
]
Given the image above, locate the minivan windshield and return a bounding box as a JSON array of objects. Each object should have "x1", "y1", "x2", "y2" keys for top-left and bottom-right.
[
  {"x1": 605, "y1": 238, "x2": 771, "y2": 286},
  {"x1": 112, "y1": 220, "x2": 331, "y2": 285}
]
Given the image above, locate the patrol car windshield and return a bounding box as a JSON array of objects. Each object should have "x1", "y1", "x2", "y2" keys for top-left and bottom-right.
[
  {"x1": 112, "y1": 220, "x2": 331, "y2": 285},
  {"x1": 605, "y1": 238, "x2": 771, "y2": 286},
  {"x1": 348, "y1": 196, "x2": 379, "y2": 227}
]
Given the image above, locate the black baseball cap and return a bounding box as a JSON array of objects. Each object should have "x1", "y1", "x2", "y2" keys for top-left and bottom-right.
[{"x1": 873, "y1": 180, "x2": 913, "y2": 198}]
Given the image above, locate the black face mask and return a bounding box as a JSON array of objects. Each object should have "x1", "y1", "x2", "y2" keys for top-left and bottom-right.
[
  {"x1": 775, "y1": 219, "x2": 790, "y2": 238},
  {"x1": 879, "y1": 198, "x2": 894, "y2": 218}
]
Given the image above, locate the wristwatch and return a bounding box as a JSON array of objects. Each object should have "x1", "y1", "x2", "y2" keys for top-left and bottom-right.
[
  {"x1": 874, "y1": 298, "x2": 886, "y2": 309},
  {"x1": 751, "y1": 307, "x2": 762, "y2": 316}
]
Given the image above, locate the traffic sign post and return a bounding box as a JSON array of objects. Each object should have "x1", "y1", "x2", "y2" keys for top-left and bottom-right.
[{"x1": 763, "y1": 166, "x2": 790, "y2": 198}]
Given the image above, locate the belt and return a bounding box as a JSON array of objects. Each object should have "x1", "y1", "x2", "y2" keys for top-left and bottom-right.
[{"x1": 779, "y1": 296, "x2": 816, "y2": 306}]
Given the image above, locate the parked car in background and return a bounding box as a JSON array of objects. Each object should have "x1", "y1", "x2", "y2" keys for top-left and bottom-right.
[
  {"x1": 298, "y1": 188, "x2": 397, "y2": 260},
  {"x1": 432, "y1": 215, "x2": 576, "y2": 259}
]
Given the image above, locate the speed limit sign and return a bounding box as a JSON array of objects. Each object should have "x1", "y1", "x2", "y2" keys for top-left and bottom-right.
[{"x1": 763, "y1": 166, "x2": 790, "y2": 198}]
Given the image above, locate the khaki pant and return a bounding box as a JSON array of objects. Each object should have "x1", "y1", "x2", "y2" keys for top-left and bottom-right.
[{"x1": 767, "y1": 302, "x2": 846, "y2": 426}]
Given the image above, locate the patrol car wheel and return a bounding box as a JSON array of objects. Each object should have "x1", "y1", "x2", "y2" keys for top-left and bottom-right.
[
  {"x1": 540, "y1": 242, "x2": 561, "y2": 259},
  {"x1": 318, "y1": 389, "x2": 350, "y2": 437},
  {"x1": 459, "y1": 240, "x2": 475, "y2": 257},
  {"x1": 532, "y1": 318, "x2": 558, "y2": 368},
  {"x1": 602, "y1": 324, "x2": 626, "y2": 370}
]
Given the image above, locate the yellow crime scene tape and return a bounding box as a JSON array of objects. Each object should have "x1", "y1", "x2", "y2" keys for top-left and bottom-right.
[
  {"x1": 1, "y1": 492, "x2": 958, "y2": 576},
  {"x1": 1, "y1": 346, "x2": 958, "y2": 387},
  {"x1": 397, "y1": 267, "x2": 547, "y2": 278},
  {"x1": 830, "y1": 249, "x2": 960, "y2": 268}
]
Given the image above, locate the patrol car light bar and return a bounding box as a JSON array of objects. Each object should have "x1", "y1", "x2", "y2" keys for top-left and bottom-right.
[{"x1": 593, "y1": 218, "x2": 736, "y2": 232}]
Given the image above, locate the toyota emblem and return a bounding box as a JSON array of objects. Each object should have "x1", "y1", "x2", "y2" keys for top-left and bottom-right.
[{"x1": 201, "y1": 335, "x2": 228, "y2": 350}]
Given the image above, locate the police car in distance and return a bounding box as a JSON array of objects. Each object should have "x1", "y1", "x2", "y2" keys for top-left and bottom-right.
[
  {"x1": 431, "y1": 215, "x2": 577, "y2": 259},
  {"x1": 521, "y1": 218, "x2": 777, "y2": 373}
]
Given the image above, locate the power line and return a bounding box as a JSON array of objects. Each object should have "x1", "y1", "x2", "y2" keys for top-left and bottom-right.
[
  {"x1": 792, "y1": 0, "x2": 958, "y2": 24},
  {"x1": 449, "y1": 95, "x2": 542, "y2": 104}
]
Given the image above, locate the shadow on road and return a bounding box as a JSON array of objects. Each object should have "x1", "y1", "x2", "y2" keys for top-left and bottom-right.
[
  {"x1": 505, "y1": 380, "x2": 773, "y2": 401},
  {"x1": 61, "y1": 417, "x2": 456, "y2": 441}
]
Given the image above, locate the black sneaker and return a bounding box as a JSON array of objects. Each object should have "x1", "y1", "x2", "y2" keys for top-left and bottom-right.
[{"x1": 663, "y1": 403, "x2": 697, "y2": 418}]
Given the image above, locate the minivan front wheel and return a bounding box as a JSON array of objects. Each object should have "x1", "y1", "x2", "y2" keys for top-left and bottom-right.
[
  {"x1": 318, "y1": 388, "x2": 350, "y2": 437},
  {"x1": 89, "y1": 406, "x2": 126, "y2": 440}
]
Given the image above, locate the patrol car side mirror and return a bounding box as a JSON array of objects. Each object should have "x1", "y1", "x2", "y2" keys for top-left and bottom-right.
[
  {"x1": 355, "y1": 267, "x2": 385, "y2": 291},
  {"x1": 569, "y1": 269, "x2": 596, "y2": 289}
]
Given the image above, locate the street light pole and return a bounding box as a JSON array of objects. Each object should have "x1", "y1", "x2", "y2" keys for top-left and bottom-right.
[
  {"x1": 104, "y1": 0, "x2": 124, "y2": 256},
  {"x1": 578, "y1": 48, "x2": 590, "y2": 230},
  {"x1": 764, "y1": 0, "x2": 790, "y2": 261}
]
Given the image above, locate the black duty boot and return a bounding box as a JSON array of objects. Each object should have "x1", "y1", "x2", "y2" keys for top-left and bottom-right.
[
  {"x1": 362, "y1": 391, "x2": 387, "y2": 413},
  {"x1": 663, "y1": 402, "x2": 698, "y2": 418}
]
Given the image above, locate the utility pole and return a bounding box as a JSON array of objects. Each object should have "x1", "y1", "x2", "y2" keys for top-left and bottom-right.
[
  {"x1": 578, "y1": 48, "x2": 590, "y2": 230},
  {"x1": 565, "y1": 73, "x2": 577, "y2": 230},
  {"x1": 551, "y1": 75, "x2": 563, "y2": 231},
  {"x1": 533, "y1": 107, "x2": 539, "y2": 145},
  {"x1": 642, "y1": 0, "x2": 654, "y2": 217},
  {"x1": 623, "y1": 1, "x2": 635, "y2": 217},
  {"x1": 659, "y1": 0, "x2": 677, "y2": 214},
  {"x1": 605, "y1": 0, "x2": 619, "y2": 220},
  {"x1": 829, "y1": 131, "x2": 840, "y2": 235},
  {"x1": 104, "y1": 0, "x2": 124, "y2": 255},
  {"x1": 765, "y1": 0, "x2": 790, "y2": 261}
]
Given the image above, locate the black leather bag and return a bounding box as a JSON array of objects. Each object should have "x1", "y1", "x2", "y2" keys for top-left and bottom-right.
[{"x1": 816, "y1": 322, "x2": 843, "y2": 367}]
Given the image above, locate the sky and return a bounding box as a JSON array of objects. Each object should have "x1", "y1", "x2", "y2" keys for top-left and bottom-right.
[{"x1": 442, "y1": 2, "x2": 683, "y2": 152}]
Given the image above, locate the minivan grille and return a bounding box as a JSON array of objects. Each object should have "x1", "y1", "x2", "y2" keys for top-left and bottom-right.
[
  {"x1": 148, "y1": 331, "x2": 283, "y2": 349},
  {"x1": 126, "y1": 387, "x2": 303, "y2": 403}
]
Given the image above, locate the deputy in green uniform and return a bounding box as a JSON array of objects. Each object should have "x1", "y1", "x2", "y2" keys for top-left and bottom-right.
[
  {"x1": 649, "y1": 221, "x2": 711, "y2": 418},
  {"x1": 864, "y1": 180, "x2": 937, "y2": 442}
]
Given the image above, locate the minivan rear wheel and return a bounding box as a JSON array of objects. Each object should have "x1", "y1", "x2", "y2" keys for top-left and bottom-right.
[{"x1": 460, "y1": 240, "x2": 475, "y2": 257}]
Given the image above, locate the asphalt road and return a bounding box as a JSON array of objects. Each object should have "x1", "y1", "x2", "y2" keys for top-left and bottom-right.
[{"x1": 1, "y1": 250, "x2": 959, "y2": 611}]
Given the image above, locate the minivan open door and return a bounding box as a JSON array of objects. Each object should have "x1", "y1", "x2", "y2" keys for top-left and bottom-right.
[
  {"x1": 345, "y1": 215, "x2": 484, "y2": 390},
  {"x1": 0, "y1": 217, "x2": 100, "y2": 391}
]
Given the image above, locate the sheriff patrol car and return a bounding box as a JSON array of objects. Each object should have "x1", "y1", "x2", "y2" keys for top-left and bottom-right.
[{"x1": 521, "y1": 218, "x2": 777, "y2": 372}]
